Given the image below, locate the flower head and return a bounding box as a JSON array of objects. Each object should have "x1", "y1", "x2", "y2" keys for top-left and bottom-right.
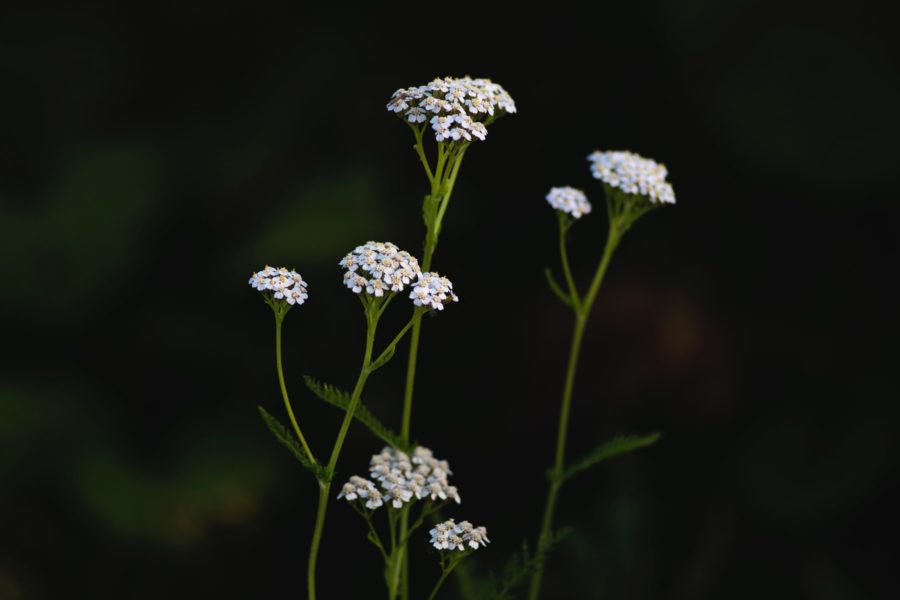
[
  {"x1": 409, "y1": 272, "x2": 459, "y2": 311},
  {"x1": 336, "y1": 475, "x2": 384, "y2": 510},
  {"x1": 248, "y1": 266, "x2": 309, "y2": 305},
  {"x1": 387, "y1": 76, "x2": 516, "y2": 142},
  {"x1": 339, "y1": 241, "x2": 421, "y2": 298},
  {"x1": 429, "y1": 519, "x2": 490, "y2": 551},
  {"x1": 587, "y1": 150, "x2": 676, "y2": 205},
  {"x1": 546, "y1": 186, "x2": 591, "y2": 219},
  {"x1": 339, "y1": 446, "x2": 461, "y2": 512}
]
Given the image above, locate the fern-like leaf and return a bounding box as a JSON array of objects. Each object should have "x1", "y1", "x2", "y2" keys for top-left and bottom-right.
[
  {"x1": 258, "y1": 406, "x2": 330, "y2": 481},
  {"x1": 560, "y1": 433, "x2": 660, "y2": 482},
  {"x1": 303, "y1": 376, "x2": 409, "y2": 451}
]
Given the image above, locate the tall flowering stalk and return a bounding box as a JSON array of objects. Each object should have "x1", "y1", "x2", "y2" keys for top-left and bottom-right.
[
  {"x1": 528, "y1": 152, "x2": 675, "y2": 600},
  {"x1": 387, "y1": 76, "x2": 516, "y2": 598},
  {"x1": 249, "y1": 242, "x2": 458, "y2": 600}
]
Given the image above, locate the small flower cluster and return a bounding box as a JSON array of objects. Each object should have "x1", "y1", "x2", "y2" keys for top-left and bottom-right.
[
  {"x1": 587, "y1": 150, "x2": 676, "y2": 205},
  {"x1": 337, "y1": 475, "x2": 384, "y2": 509},
  {"x1": 429, "y1": 519, "x2": 490, "y2": 551},
  {"x1": 546, "y1": 186, "x2": 592, "y2": 219},
  {"x1": 387, "y1": 76, "x2": 517, "y2": 142},
  {"x1": 339, "y1": 241, "x2": 421, "y2": 298},
  {"x1": 410, "y1": 272, "x2": 459, "y2": 311},
  {"x1": 339, "y1": 446, "x2": 461, "y2": 510},
  {"x1": 248, "y1": 266, "x2": 309, "y2": 305}
]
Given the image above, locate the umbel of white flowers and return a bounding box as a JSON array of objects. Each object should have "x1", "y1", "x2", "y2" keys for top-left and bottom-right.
[
  {"x1": 338, "y1": 446, "x2": 461, "y2": 510},
  {"x1": 339, "y1": 241, "x2": 458, "y2": 310},
  {"x1": 587, "y1": 150, "x2": 676, "y2": 205},
  {"x1": 248, "y1": 266, "x2": 309, "y2": 305},
  {"x1": 340, "y1": 241, "x2": 421, "y2": 297},
  {"x1": 546, "y1": 186, "x2": 592, "y2": 219},
  {"x1": 429, "y1": 519, "x2": 490, "y2": 551},
  {"x1": 387, "y1": 76, "x2": 517, "y2": 142}
]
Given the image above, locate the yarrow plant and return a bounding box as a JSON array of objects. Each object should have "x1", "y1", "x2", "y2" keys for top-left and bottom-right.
[
  {"x1": 528, "y1": 150, "x2": 674, "y2": 600},
  {"x1": 386, "y1": 75, "x2": 515, "y2": 599},
  {"x1": 248, "y1": 76, "x2": 672, "y2": 600},
  {"x1": 249, "y1": 238, "x2": 463, "y2": 600}
]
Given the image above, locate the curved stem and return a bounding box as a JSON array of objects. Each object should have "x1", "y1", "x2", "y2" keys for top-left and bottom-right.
[
  {"x1": 528, "y1": 225, "x2": 621, "y2": 600},
  {"x1": 410, "y1": 124, "x2": 434, "y2": 183},
  {"x1": 307, "y1": 314, "x2": 377, "y2": 600},
  {"x1": 275, "y1": 314, "x2": 315, "y2": 464},
  {"x1": 372, "y1": 311, "x2": 424, "y2": 370},
  {"x1": 306, "y1": 482, "x2": 329, "y2": 600},
  {"x1": 558, "y1": 216, "x2": 581, "y2": 312}
]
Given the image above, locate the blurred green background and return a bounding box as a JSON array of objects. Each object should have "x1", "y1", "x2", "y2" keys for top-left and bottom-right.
[{"x1": 1, "y1": 2, "x2": 898, "y2": 599}]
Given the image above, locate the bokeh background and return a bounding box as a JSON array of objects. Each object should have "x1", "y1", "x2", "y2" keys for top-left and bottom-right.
[{"x1": 2, "y1": 2, "x2": 898, "y2": 598}]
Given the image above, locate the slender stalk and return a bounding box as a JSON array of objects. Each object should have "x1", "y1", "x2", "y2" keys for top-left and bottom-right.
[
  {"x1": 527, "y1": 224, "x2": 621, "y2": 600},
  {"x1": 399, "y1": 142, "x2": 467, "y2": 599},
  {"x1": 307, "y1": 313, "x2": 377, "y2": 600},
  {"x1": 387, "y1": 504, "x2": 411, "y2": 598},
  {"x1": 275, "y1": 314, "x2": 316, "y2": 464},
  {"x1": 427, "y1": 557, "x2": 463, "y2": 600}
]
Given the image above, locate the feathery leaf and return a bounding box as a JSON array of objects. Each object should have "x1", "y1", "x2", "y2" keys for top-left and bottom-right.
[
  {"x1": 303, "y1": 376, "x2": 410, "y2": 451},
  {"x1": 560, "y1": 433, "x2": 660, "y2": 482},
  {"x1": 257, "y1": 406, "x2": 330, "y2": 481}
]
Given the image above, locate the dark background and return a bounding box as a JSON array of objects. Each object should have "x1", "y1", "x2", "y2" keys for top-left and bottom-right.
[{"x1": 1, "y1": 2, "x2": 898, "y2": 599}]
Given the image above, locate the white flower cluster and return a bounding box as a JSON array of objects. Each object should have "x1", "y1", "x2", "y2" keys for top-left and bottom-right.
[
  {"x1": 587, "y1": 150, "x2": 676, "y2": 205},
  {"x1": 410, "y1": 272, "x2": 459, "y2": 311},
  {"x1": 546, "y1": 186, "x2": 592, "y2": 219},
  {"x1": 336, "y1": 475, "x2": 384, "y2": 509},
  {"x1": 429, "y1": 519, "x2": 490, "y2": 551},
  {"x1": 339, "y1": 241, "x2": 421, "y2": 298},
  {"x1": 339, "y1": 446, "x2": 461, "y2": 510},
  {"x1": 248, "y1": 266, "x2": 309, "y2": 305},
  {"x1": 387, "y1": 76, "x2": 517, "y2": 142}
]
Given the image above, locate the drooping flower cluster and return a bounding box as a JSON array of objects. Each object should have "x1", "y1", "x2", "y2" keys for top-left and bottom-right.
[
  {"x1": 339, "y1": 241, "x2": 421, "y2": 298},
  {"x1": 546, "y1": 186, "x2": 592, "y2": 219},
  {"x1": 248, "y1": 266, "x2": 309, "y2": 305},
  {"x1": 587, "y1": 150, "x2": 676, "y2": 205},
  {"x1": 429, "y1": 519, "x2": 490, "y2": 551},
  {"x1": 387, "y1": 76, "x2": 517, "y2": 142},
  {"x1": 409, "y1": 272, "x2": 459, "y2": 311},
  {"x1": 339, "y1": 446, "x2": 461, "y2": 510}
]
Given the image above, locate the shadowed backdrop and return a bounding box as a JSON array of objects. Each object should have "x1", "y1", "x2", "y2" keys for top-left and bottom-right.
[{"x1": 1, "y1": 2, "x2": 898, "y2": 599}]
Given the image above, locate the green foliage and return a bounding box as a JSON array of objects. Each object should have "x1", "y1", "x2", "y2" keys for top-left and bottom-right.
[
  {"x1": 456, "y1": 530, "x2": 571, "y2": 600},
  {"x1": 560, "y1": 433, "x2": 660, "y2": 483},
  {"x1": 257, "y1": 406, "x2": 330, "y2": 481},
  {"x1": 303, "y1": 376, "x2": 410, "y2": 451}
]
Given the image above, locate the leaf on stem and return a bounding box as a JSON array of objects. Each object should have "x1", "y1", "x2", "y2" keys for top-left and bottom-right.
[
  {"x1": 544, "y1": 268, "x2": 573, "y2": 307},
  {"x1": 303, "y1": 376, "x2": 411, "y2": 452},
  {"x1": 257, "y1": 406, "x2": 331, "y2": 481},
  {"x1": 560, "y1": 433, "x2": 661, "y2": 483},
  {"x1": 456, "y1": 529, "x2": 571, "y2": 600}
]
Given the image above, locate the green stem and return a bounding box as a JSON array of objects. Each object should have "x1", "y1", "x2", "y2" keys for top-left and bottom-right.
[
  {"x1": 427, "y1": 557, "x2": 463, "y2": 600},
  {"x1": 401, "y1": 321, "x2": 421, "y2": 441},
  {"x1": 372, "y1": 311, "x2": 424, "y2": 371},
  {"x1": 275, "y1": 314, "x2": 316, "y2": 464},
  {"x1": 307, "y1": 313, "x2": 377, "y2": 600},
  {"x1": 527, "y1": 225, "x2": 621, "y2": 600},
  {"x1": 558, "y1": 216, "x2": 581, "y2": 312},
  {"x1": 400, "y1": 140, "x2": 468, "y2": 600},
  {"x1": 388, "y1": 504, "x2": 411, "y2": 599}
]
